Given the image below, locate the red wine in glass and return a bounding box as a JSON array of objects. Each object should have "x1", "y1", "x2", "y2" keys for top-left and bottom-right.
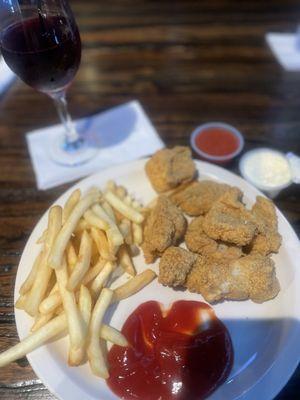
[
  {"x1": 1, "y1": 15, "x2": 81, "y2": 93},
  {"x1": 0, "y1": 0, "x2": 97, "y2": 166}
]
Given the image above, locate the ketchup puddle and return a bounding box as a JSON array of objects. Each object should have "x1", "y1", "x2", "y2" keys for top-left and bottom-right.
[{"x1": 107, "y1": 300, "x2": 233, "y2": 400}]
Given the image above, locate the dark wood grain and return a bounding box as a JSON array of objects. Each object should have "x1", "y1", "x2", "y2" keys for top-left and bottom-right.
[{"x1": 0, "y1": 0, "x2": 299, "y2": 398}]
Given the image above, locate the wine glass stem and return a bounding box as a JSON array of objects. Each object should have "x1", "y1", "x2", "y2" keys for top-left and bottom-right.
[{"x1": 52, "y1": 92, "x2": 82, "y2": 150}]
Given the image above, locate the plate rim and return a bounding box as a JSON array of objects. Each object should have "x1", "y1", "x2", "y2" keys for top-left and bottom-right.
[{"x1": 13, "y1": 158, "x2": 300, "y2": 400}]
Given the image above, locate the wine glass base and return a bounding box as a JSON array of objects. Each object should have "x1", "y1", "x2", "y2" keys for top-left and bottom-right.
[{"x1": 49, "y1": 135, "x2": 98, "y2": 166}]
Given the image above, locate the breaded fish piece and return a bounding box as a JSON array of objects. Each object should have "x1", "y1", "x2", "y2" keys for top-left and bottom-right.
[
  {"x1": 229, "y1": 255, "x2": 280, "y2": 303},
  {"x1": 170, "y1": 180, "x2": 232, "y2": 216},
  {"x1": 186, "y1": 254, "x2": 280, "y2": 304},
  {"x1": 145, "y1": 146, "x2": 196, "y2": 193},
  {"x1": 142, "y1": 196, "x2": 187, "y2": 263},
  {"x1": 158, "y1": 246, "x2": 197, "y2": 287},
  {"x1": 186, "y1": 256, "x2": 231, "y2": 304},
  {"x1": 248, "y1": 234, "x2": 281, "y2": 256},
  {"x1": 185, "y1": 216, "x2": 242, "y2": 261},
  {"x1": 203, "y1": 188, "x2": 257, "y2": 246},
  {"x1": 252, "y1": 196, "x2": 278, "y2": 231},
  {"x1": 247, "y1": 196, "x2": 282, "y2": 256}
]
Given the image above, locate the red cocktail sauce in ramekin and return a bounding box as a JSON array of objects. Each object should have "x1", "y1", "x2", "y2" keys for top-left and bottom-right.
[{"x1": 190, "y1": 123, "x2": 244, "y2": 163}]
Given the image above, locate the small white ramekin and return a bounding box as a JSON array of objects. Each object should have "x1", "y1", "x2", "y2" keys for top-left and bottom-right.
[
  {"x1": 239, "y1": 148, "x2": 293, "y2": 198},
  {"x1": 190, "y1": 122, "x2": 244, "y2": 163}
]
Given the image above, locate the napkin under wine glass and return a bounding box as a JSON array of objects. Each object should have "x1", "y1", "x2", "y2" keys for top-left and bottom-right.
[{"x1": 27, "y1": 101, "x2": 165, "y2": 190}]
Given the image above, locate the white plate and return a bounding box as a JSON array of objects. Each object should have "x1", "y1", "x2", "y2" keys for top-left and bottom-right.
[{"x1": 14, "y1": 159, "x2": 300, "y2": 400}]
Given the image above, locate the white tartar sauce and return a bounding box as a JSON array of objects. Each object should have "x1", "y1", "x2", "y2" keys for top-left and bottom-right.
[{"x1": 240, "y1": 148, "x2": 292, "y2": 189}]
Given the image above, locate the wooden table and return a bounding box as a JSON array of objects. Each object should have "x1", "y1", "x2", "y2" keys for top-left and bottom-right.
[{"x1": 0, "y1": 0, "x2": 299, "y2": 398}]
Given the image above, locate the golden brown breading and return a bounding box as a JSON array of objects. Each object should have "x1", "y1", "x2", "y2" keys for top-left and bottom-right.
[
  {"x1": 170, "y1": 180, "x2": 232, "y2": 216},
  {"x1": 246, "y1": 196, "x2": 282, "y2": 256},
  {"x1": 246, "y1": 233, "x2": 281, "y2": 256},
  {"x1": 145, "y1": 146, "x2": 196, "y2": 193},
  {"x1": 158, "y1": 246, "x2": 197, "y2": 287},
  {"x1": 252, "y1": 196, "x2": 278, "y2": 232},
  {"x1": 185, "y1": 216, "x2": 242, "y2": 261},
  {"x1": 229, "y1": 255, "x2": 280, "y2": 303},
  {"x1": 186, "y1": 256, "x2": 232, "y2": 304},
  {"x1": 186, "y1": 254, "x2": 280, "y2": 304},
  {"x1": 142, "y1": 196, "x2": 187, "y2": 263},
  {"x1": 202, "y1": 188, "x2": 257, "y2": 246}
]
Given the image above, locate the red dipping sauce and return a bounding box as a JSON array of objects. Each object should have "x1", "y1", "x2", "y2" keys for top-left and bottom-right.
[
  {"x1": 107, "y1": 300, "x2": 233, "y2": 400},
  {"x1": 195, "y1": 127, "x2": 239, "y2": 156},
  {"x1": 190, "y1": 123, "x2": 244, "y2": 163}
]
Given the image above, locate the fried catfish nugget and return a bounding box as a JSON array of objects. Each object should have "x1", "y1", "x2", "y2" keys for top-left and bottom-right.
[
  {"x1": 203, "y1": 188, "x2": 257, "y2": 246},
  {"x1": 145, "y1": 146, "x2": 196, "y2": 193},
  {"x1": 186, "y1": 254, "x2": 280, "y2": 304},
  {"x1": 142, "y1": 196, "x2": 187, "y2": 263},
  {"x1": 185, "y1": 216, "x2": 242, "y2": 261},
  {"x1": 158, "y1": 247, "x2": 197, "y2": 287},
  {"x1": 171, "y1": 180, "x2": 231, "y2": 216},
  {"x1": 247, "y1": 196, "x2": 282, "y2": 256}
]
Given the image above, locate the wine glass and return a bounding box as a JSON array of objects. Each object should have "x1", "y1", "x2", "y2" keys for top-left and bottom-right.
[{"x1": 0, "y1": 0, "x2": 97, "y2": 166}]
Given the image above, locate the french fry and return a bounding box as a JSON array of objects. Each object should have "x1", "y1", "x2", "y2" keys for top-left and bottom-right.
[
  {"x1": 118, "y1": 245, "x2": 136, "y2": 276},
  {"x1": 123, "y1": 195, "x2": 133, "y2": 207},
  {"x1": 36, "y1": 229, "x2": 47, "y2": 244},
  {"x1": 0, "y1": 314, "x2": 67, "y2": 368},
  {"x1": 132, "y1": 223, "x2": 143, "y2": 245},
  {"x1": 78, "y1": 285, "x2": 92, "y2": 333},
  {"x1": 90, "y1": 227, "x2": 114, "y2": 261},
  {"x1": 90, "y1": 238, "x2": 99, "y2": 265},
  {"x1": 82, "y1": 257, "x2": 106, "y2": 285},
  {"x1": 55, "y1": 258, "x2": 86, "y2": 366},
  {"x1": 112, "y1": 269, "x2": 156, "y2": 303},
  {"x1": 115, "y1": 185, "x2": 127, "y2": 199},
  {"x1": 105, "y1": 180, "x2": 117, "y2": 193},
  {"x1": 31, "y1": 311, "x2": 55, "y2": 332},
  {"x1": 55, "y1": 305, "x2": 64, "y2": 315},
  {"x1": 87, "y1": 186, "x2": 101, "y2": 195},
  {"x1": 67, "y1": 230, "x2": 92, "y2": 291},
  {"x1": 84, "y1": 209, "x2": 109, "y2": 231},
  {"x1": 90, "y1": 261, "x2": 115, "y2": 298},
  {"x1": 67, "y1": 241, "x2": 77, "y2": 272},
  {"x1": 20, "y1": 253, "x2": 43, "y2": 297},
  {"x1": 104, "y1": 191, "x2": 144, "y2": 224},
  {"x1": 119, "y1": 219, "x2": 132, "y2": 245},
  {"x1": 115, "y1": 188, "x2": 142, "y2": 211},
  {"x1": 39, "y1": 291, "x2": 61, "y2": 315},
  {"x1": 15, "y1": 294, "x2": 28, "y2": 310},
  {"x1": 48, "y1": 192, "x2": 100, "y2": 270},
  {"x1": 24, "y1": 206, "x2": 62, "y2": 317},
  {"x1": 111, "y1": 208, "x2": 124, "y2": 223},
  {"x1": 101, "y1": 201, "x2": 116, "y2": 222},
  {"x1": 74, "y1": 218, "x2": 89, "y2": 234},
  {"x1": 100, "y1": 325, "x2": 128, "y2": 347},
  {"x1": 92, "y1": 204, "x2": 123, "y2": 248},
  {"x1": 38, "y1": 281, "x2": 59, "y2": 315},
  {"x1": 45, "y1": 274, "x2": 57, "y2": 297},
  {"x1": 63, "y1": 189, "x2": 81, "y2": 223},
  {"x1": 87, "y1": 288, "x2": 113, "y2": 378}
]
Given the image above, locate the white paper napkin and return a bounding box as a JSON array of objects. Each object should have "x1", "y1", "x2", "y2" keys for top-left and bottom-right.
[
  {"x1": 26, "y1": 100, "x2": 164, "y2": 190},
  {"x1": 266, "y1": 33, "x2": 300, "y2": 71},
  {"x1": 0, "y1": 57, "x2": 15, "y2": 94}
]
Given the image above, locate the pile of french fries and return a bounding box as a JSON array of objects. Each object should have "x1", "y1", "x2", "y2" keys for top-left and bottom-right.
[{"x1": 0, "y1": 181, "x2": 156, "y2": 379}]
